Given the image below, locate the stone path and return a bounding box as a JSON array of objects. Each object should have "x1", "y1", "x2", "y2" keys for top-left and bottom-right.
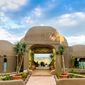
[
  {"x1": 32, "y1": 69, "x2": 52, "y2": 76},
  {"x1": 26, "y1": 76, "x2": 56, "y2": 85}
]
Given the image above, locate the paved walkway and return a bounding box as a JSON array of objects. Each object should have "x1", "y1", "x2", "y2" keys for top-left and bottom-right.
[
  {"x1": 26, "y1": 76, "x2": 56, "y2": 85},
  {"x1": 32, "y1": 69, "x2": 52, "y2": 76},
  {"x1": 26, "y1": 69, "x2": 56, "y2": 85}
]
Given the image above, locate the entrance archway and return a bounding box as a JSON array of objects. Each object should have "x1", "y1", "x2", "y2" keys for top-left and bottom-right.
[{"x1": 28, "y1": 45, "x2": 56, "y2": 74}]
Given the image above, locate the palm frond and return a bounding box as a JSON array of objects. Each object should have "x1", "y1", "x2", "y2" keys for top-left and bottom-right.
[
  {"x1": 50, "y1": 54, "x2": 53, "y2": 59},
  {"x1": 56, "y1": 50, "x2": 59, "y2": 55}
]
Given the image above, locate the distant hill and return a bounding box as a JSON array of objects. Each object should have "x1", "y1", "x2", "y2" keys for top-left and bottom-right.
[{"x1": 34, "y1": 56, "x2": 51, "y2": 64}]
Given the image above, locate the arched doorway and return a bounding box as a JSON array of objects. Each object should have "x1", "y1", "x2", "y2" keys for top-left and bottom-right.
[{"x1": 28, "y1": 45, "x2": 56, "y2": 75}]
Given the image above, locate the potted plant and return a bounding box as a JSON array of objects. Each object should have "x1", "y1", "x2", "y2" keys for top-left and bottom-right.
[
  {"x1": 59, "y1": 44, "x2": 67, "y2": 78},
  {"x1": 13, "y1": 42, "x2": 28, "y2": 80}
]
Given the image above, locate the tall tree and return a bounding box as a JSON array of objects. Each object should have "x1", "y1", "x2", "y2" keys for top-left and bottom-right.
[
  {"x1": 50, "y1": 54, "x2": 54, "y2": 66},
  {"x1": 59, "y1": 44, "x2": 65, "y2": 74},
  {"x1": 56, "y1": 50, "x2": 61, "y2": 68},
  {"x1": 13, "y1": 42, "x2": 28, "y2": 75}
]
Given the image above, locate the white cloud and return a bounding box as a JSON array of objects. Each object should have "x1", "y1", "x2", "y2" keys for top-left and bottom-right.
[
  {"x1": 0, "y1": 28, "x2": 24, "y2": 44},
  {"x1": 0, "y1": 12, "x2": 8, "y2": 22},
  {"x1": 39, "y1": 12, "x2": 85, "y2": 30},
  {"x1": 40, "y1": 24, "x2": 44, "y2": 26},
  {"x1": 24, "y1": 12, "x2": 85, "y2": 28},
  {"x1": 25, "y1": 17, "x2": 31, "y2": 23},
  {"x1": 66, "y1": 35, "x2": 85, "y2": 46},
  {"x1": 24, "y1": 12, "x2": 85, "y2": 46},
  {"x1": 12, "y1": 0, "x2": 26, "y2": 5},
  {"x1": 32, "y1": 8, "x2": 41, "y2": 17},
  {"x1": 0, "y1": 0, "x2": 27, "y2": 10},
  {"x1": 0, "y1": 12, "x2": 4, "y2": 16},
  {"x1": 0, "y1": 0, "x2": 5, "y2": 6}
]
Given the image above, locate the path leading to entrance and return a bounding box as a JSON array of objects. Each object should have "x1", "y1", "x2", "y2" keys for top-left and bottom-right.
[
  {"x1": 26, "y1": 76, "x2": 56, "y2": 85},
  {"x1": 32, "y1": 69, "x2": 52, "y2": 76},
  {"x1": 26, "y1": 69, "x2": 56, "y2": 85}
]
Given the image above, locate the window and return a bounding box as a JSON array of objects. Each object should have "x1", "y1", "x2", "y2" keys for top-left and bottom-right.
[{"x1": 4, "y1": 58, "x2": 7, "y2": 71}]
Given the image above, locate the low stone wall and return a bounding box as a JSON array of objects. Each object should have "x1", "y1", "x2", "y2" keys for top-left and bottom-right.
[
  {"x1": 24, "y1": 74, "x2": 31, "y2": 84},
  {"x1": 0, "y1": 80, "x2": 25, "y2": 85},
  {"x1": 54, "y1": 75, "x2": 85, "y2": 85},
  {"x1": 65, "y1": 68, "x2": 85, "y2": 73}
]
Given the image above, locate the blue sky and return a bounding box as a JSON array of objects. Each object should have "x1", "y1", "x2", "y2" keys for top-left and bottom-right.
[{"x1": 0, "y1": 0, "x2": 85, "y2": 46}]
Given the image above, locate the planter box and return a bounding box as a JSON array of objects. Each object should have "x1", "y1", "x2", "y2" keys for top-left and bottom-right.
[
  {"x1": 54, "y1": 75, "x2": 85, "y2": 85},
  {"x1": 0, "y1": 80, "x2": 25, "y2": 85}
]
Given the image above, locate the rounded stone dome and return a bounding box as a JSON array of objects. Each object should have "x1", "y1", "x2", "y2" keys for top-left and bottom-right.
[
  {"x1": 59, "y1": 34, "x2": 68, "y2": 46},
  {"x1": 20, "y1": 37, "x2": 25, "y2": 43},
  {"x1": 24, "y1": 26, "x2": 60, "y2": 44},
  {"x1": 71, "y1": 45, "x2": 85, "y2": 58},
  {"x1": 0, "y1": 40, "x2": 15, "y2": 56}
]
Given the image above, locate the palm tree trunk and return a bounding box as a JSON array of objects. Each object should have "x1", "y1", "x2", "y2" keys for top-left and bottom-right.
[
  {"x1": 62, "y1": 55, "x2": 65, "y2": 74},
  {"x1": 57, "y1": 55, "x2": 61, "y2": 68},
  {"x1": 16, "y1": 55, "x2": 19, "y2": 75},
  {"x1": 18, "y1": 56, "x2": 24, "y2": 72}
]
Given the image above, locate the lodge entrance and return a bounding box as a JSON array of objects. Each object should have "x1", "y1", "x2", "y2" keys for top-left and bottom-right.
[{"x1": 28, "y1": 45, "x2": 56, "y2": 72}]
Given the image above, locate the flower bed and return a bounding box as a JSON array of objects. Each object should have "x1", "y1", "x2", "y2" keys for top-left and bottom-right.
[
  {"x1": 0, "y1": 72, "x2": 31, "y2": 82},
  {"x1": 54, "y1": 74, "x2": 85, "y2": 85}
]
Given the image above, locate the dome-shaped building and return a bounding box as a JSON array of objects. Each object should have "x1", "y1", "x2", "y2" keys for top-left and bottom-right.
[
  {"x1": 22, "y1": 26, "x2": 70, "y2": 74},
  {"x1": 25, "y1": 26, "x2": 60, "y2": 45},
  {"x1": 0, "y1": 40, "x2": 16, "y2": 73},
  {"x1": 0, "y1": 40, "x2": 15, "y2": 56},
  {"x1": 1, "y1": 26, "x2": 82, "y2": 74}
]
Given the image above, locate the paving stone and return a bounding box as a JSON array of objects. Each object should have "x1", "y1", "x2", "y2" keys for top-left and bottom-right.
[{"x1": 26, "y1": 76, "x2": 56, "y2": 85}]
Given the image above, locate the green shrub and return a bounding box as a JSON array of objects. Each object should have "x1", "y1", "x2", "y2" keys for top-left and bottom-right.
[
  {"x1": 0, "y1": 76, "x2": 3, "y2": 81},
  {"x1": 22, "y1": 78, "x2": 25, "y2": 81},
  {"x1": 56, "y1": 73, "x2": 61, "y2": 79},
  {"x1": 5, "y1": 74, "x2": 11, "y2": 80},
  {"x1": 71, "y1": 68, "x2": 74, "y2": 73},
  {"x1": 21, "y1": 73, "x2": 27, "y2": 81},
  {"x1": 22, "y1": 73, "x2": 27, "y2": 78},
  {"x1": 68, "y1": 73, "x2": 75, "y2": 78}
]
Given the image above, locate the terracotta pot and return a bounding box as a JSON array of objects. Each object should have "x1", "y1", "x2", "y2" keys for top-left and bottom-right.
[
  {"x1": 60, "y1": 74, "x2": 67, "y2": 78},
  {"x1": 29, "y1": 68, "x2": 34, "y2": 71},
  {"x1": 51, "y1": 68, "x2": 55, "y2": 70},
  {"x1": 13, "y1": 75, "x2": 22, "y2": 80}
]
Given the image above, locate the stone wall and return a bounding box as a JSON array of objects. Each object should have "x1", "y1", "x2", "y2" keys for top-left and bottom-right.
[{"x1": 0, "y1": 80, "x2": 25, "y2": 85}]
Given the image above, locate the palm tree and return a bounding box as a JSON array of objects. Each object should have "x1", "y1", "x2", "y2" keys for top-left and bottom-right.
[
  {"x1": 56, "y1": 50, "x2": 59, "y2": 55},
  {"x1": 50, "y1": 54, "x2": 54, "y2": 66},
  {"x1": 59, "y1": 44, "x2": 65, "y2": 74},
  {"x1": 30, "y1": 51, "x2": 34, "y2": 65},
  {"x1": 13, "y1": 42, "x2": 28, "y2": 75},
  {"x1": 56, "y1": 50, "x2": 61, "y2": 68},
  {"x1": 50, "y1": 54, "x2": 54, "y2": 59}
]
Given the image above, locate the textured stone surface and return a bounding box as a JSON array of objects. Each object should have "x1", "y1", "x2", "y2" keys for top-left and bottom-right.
[
  {"x1": 26, "y1": 76, "x2": 56, "y2": 85},
  {"x1": 32, "y1": 69, "x2": 52, "y2": 76}
]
